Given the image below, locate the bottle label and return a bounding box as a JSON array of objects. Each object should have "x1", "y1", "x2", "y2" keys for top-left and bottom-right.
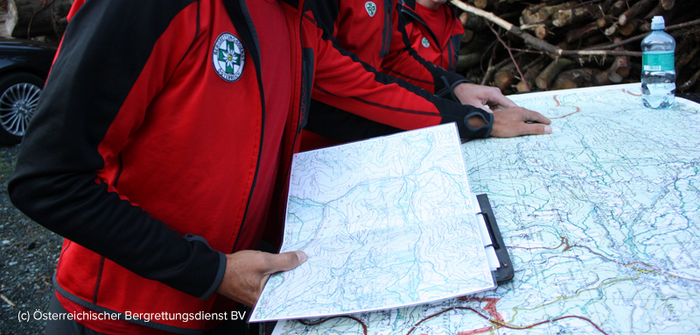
[{"x1": 643, "y1": 52, "x2": 675, "y2": 71}]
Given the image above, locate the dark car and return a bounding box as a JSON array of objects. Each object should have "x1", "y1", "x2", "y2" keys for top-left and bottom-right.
[{"x1": 0, "y1": 37, "x2": 57, "y2": 145}]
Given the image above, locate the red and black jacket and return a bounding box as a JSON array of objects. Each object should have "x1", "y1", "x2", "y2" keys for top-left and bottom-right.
[
  {"x1": 9, "y1": 0, "x2": 490, "y2": 333},
  {"x1": 306, "y1": 0, "x2": 469, "y2": 96},
  {"x1": 397, "y1": 0, "x2": 464, "y2": 72}
]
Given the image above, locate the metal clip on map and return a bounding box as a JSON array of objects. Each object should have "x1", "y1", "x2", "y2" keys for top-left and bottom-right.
[{"x1": 476, "y1": 194, "x2": 514, "y2": 284}]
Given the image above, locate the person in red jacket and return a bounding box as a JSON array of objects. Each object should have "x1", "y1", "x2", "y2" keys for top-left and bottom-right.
[
  {"x1": 9, "y1": 0, "x2": 550, "y2": 334},
  {"x1": 397, "y1": 0, "x2": 464, "y2": 72},
  {"x1": 302, "y1": 0, "x2": 547, "y2": 147}
]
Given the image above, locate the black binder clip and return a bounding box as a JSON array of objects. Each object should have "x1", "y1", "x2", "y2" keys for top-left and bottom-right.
[{"x1": 476, "y1": 193, "x2": 514, "y2": 284}]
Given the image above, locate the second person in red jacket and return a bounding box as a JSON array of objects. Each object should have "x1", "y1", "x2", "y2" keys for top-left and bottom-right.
[
  {"x1": 302, "y1": 0, "x2": 550, "y2": 149},
  {"x1": 396, "y1": 0, "x2": 464, "y2": 72}
]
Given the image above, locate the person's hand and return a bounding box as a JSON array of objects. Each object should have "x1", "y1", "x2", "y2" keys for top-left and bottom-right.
[
  {"x1": 453, "y1": 82, "x2": 518, "y2": 113},
  {"x1": 216, "y1": 250, "x2": 307, "y2": 307},
  {"x1": 490, "y1": 107, "x2": 552, "y2": 138}
]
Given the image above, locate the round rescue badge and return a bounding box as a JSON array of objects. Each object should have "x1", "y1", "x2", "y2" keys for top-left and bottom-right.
[
  {"x1": 365, "y1": 1, "x2": 377, "y2": 17},
  {"x1": 212, "y1": 33, "x2": 245, "y2": 82},
  {"x1": 421, "y1": 37, "x2": 430, "y2": 48}
]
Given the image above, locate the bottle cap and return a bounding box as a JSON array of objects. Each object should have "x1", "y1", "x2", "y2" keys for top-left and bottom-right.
[{"x1": 651, "y1": 16, "x2": 665, "y2": 30}]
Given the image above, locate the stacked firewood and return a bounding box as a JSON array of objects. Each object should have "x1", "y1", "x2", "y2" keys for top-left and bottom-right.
[
  {"x1": 4, "y1": 0, "x2": 699, "y2": 93},
  {"x1": 452, "y1": 0, "x2": 700, "y2": 94},
  {"x1": 3, "y1": 0, "x2": 72, "y2": 40}
]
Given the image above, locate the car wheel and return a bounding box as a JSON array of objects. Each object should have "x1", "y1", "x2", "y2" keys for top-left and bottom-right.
[{"x1": 0, "y1": 72, "x2": 44, "y2": 146}]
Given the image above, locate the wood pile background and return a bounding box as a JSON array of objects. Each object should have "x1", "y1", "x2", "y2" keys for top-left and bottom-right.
[
  {"x1": 453, "y1": 0, "x2": 700, "y2": 94},
  {"x1": 1, "y1": 0, "x2": 71, "y2": 39},
  {"x1": 2, "y1": 0, "x2": 700, "y2": 94}
]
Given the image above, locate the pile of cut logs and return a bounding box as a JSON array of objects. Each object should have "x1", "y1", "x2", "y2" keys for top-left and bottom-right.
[
  {"x1": 452, "y1": 0, "x2": 700, "y2": 94},
  {"x1": 3, "y1": 0, "x2": 71, "y2": 40},
  {"x1": 4, "y1": 0, "x2": 700, "y2": 93}
]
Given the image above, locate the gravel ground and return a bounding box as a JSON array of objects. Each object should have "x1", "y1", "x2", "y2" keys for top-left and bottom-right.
[{"x1": 0, "y1": 144, "x2": 63, "y2": 335}]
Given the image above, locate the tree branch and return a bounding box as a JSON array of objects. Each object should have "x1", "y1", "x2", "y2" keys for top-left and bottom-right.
[{"x1": 450, "y1": 0, "x2": 642, "y2": 58}]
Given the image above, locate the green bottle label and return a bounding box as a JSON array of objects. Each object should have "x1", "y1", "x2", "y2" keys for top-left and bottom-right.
[{"x1": 643, "y1": 52, "x2": 674, "y2": 71}]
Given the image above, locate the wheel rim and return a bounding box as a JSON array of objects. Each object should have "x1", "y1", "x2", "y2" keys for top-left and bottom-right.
[{"x1": 0, "y1": 82, "x2": 42, "y2": 137}]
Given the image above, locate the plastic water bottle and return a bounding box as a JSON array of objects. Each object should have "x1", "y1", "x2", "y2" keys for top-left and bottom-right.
[{"x1": 641, "y1": 16, "x2": 676, "y2": 109}]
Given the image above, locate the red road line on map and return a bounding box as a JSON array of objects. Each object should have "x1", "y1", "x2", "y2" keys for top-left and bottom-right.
[
  {"x1": 299, "y1": 315, "x2": 368, "y2": 335},
  {"x1": 405, "y1": 306, "x2": 608, "y2": 335},
  {"x1": 550, "y1": 95, "x2": 582, "y2": 119},
  {"x1": 456, "y1": 325, "x2": 493, "y2": 334},
  {"x1": 301, "y1": 295, "x2": 608, "y2": 335},
  {"x1": 457, "y1": 297, "x2": 504, "y2": 322},
  {"x1": 623, "y1": 88, "x2": 642, "y2": 96}
]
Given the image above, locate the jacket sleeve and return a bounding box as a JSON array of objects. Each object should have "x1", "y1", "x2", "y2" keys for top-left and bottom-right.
[
  {"x1": 8, "y1": 0, "x2": 224, "y2": 300},
  {"x1": 380, "y1": 6, "x2": 468, "y2": 99},
  {"x1": 301, "y1": 10, "x2": 492, "y2": 139}
]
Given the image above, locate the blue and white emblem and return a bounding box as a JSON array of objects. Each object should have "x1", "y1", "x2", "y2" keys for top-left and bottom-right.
[
  {"x1": 365, "y1": 1, "x2": 377, "y2": 17},
  {"x1": 421, "y1": 37, "x2": 430, "y2": 48},
  {"x1": 212, "y1": 33, "x2": 245, "y2": 82}
]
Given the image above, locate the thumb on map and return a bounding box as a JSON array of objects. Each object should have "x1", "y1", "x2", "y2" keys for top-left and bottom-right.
[{"x1": 265, "y1": 250, "x2": 307, "y2": 274}]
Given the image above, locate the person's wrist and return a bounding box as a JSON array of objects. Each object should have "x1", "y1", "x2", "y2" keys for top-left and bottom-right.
[
  {"x1": 462, "y1": 109, "x2": 493, "y2": 138},
  {"x1": 453, "y1": 82, "x2": 468, "y2": 99},
  {"x1": 450, "y1": 81, "x2": 472, "y2": 103},
  {"x1": 467, "y1": 114, "x2": 486, "y2": 128}
]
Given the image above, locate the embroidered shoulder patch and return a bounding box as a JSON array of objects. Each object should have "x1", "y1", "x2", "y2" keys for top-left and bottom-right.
[
  {"x1": 365, "y1": 1, "x2": 377, "y2": 17},
  {"x1": 212, "y1": 33, "x2": 245, "y2": 82}
]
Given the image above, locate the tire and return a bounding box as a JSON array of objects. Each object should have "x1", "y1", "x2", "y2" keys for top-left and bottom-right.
[{"x1": 0, "y1": 72, "x2": 45, "y2": 146}]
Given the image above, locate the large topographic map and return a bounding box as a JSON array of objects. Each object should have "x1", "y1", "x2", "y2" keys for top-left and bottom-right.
[
  {"x1": 251, "y1": 124, "x2": 495, "y2": 322},
  {"x1": 272, "y1": 84, "x2": 700, "y2": 334}
]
